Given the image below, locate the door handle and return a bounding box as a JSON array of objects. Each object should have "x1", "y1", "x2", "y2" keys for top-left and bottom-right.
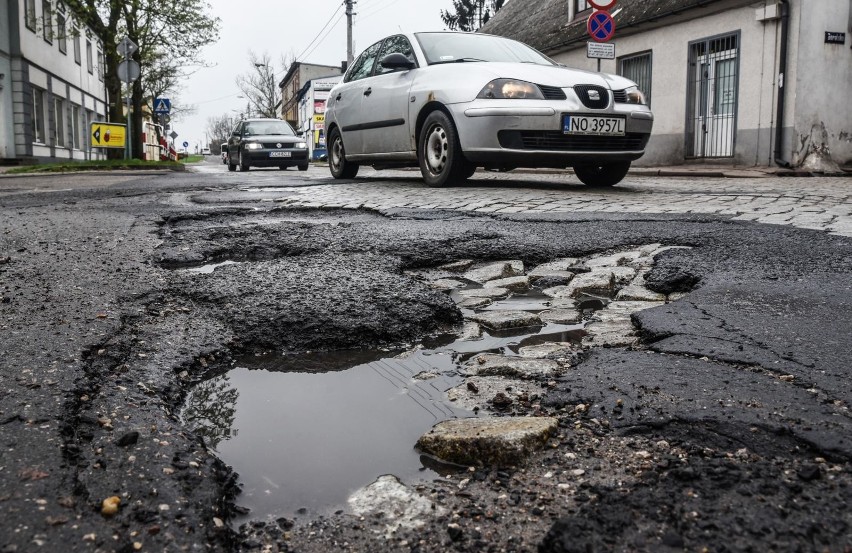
[
  {"x1": 363, "y1": 87, "x2": 372, "y2": 97},
  {"x1": 335, "y1": 93, "x2": 342, "y2": 101}
]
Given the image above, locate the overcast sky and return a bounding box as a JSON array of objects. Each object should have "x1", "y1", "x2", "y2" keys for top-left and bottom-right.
[{"x1": 173, "y1": 0, "x2": 456, "y2": 149}]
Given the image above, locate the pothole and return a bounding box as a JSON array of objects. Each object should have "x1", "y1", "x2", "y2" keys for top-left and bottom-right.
[{"x1": 181, "y1": 243, "x2": 690, "y2": 526}]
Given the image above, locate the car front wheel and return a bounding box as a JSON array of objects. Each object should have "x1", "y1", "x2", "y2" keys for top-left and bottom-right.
[
  {"x1": 419, "y1": 110, "x2": 468, "y2": 187},
  {"x1": 239, "y1": 150, "x2": 250, "y2": 172},
  {"x1": 573, "y1": 162, "x2": 631, "y2": 187},
  {"x1": 328, "y1": 128, "x2": 359, "y2": 179}
]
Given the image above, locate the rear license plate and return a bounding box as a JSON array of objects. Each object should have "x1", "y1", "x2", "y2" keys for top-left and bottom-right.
[
  {"x1": 269, "y1": 151, "x2": 291, "y2": 158},
  {"x1": 562, "y1": 115, "x2": 625, "y2": 136}
]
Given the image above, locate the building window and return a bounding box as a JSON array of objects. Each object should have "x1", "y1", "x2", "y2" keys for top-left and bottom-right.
[
  {"x1": 575, "y1": 0, "x2": 590, "y2": 13},
  {"x1": 25, "y1": 0, "x2": 37, "y2": 30},
  {"x1": 54, "y1": 97, "x2": 66, "y2": 147},
  {"x1": 97, "y1": 48, "x2": 104, "y2": 81},
  {"x1": 57, "y1": 12, "x2": 66, "y2": 53},
  {"x1": 42, "y1": 0, "x2": 53, "y2": 43},
  {"x1": 619, "y1": 51, "x2": 652, "y2": 106},
  {"x1": 86, "y1": 39, "x2": 93, "y2": 73},
  {"x1": 73, "y1": 26, "x2": 81, "y2": 64},
  {"x1": 32, "y1": 88, "x2": 46, "y2": 143},
  {"x1": 71, "y1": 105, "x2": 82, "y2": 149}
]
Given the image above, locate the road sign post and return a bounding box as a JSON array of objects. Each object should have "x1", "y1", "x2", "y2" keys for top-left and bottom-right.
[
  {"x1": 586, "y1": 0, "x2": 617, "y2": 72},
  {"x1": 117, "y1": 37, "x2": 139, "y2": 160}
]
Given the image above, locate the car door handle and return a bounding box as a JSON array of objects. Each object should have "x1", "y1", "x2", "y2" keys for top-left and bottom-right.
[
  {"x1": 363, "y1": 87, "x2": 372, "y2": 97},
  {"x1": 335, "y1": 93, "x2": 342, "y2": 101}
]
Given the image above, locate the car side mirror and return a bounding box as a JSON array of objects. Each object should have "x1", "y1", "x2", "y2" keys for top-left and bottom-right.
[{"x1": 380, "y1": 53, "x2": 415, "y2": 71}]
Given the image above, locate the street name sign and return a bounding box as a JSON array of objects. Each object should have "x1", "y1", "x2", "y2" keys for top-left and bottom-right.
[
  {"x1": 90, "y1": 122, "x2": 126, "y2": 148},
  {"x1": 825, "y1": 32, "x2": 845, "y2": 44},
  {"x1": 587, "y1": 42, "x2": 615, "y2": 59},
  {"x1": 154, "y1": 98, "x2": 171, "y2": 114},
  {"x1": 587, "y1": 10, "x2": 616, "y2": 42}
]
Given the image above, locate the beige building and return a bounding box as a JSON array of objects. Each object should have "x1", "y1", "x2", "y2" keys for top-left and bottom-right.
[
  {"x1": 278, "y1": 62, "x2": 343, "y2": 128},
  {"x1": 483, "y1": 0, "x2": 852, "y2": 169},
  {"x1": 1, "y1": 0, "x2": 107, "y2": 163}
]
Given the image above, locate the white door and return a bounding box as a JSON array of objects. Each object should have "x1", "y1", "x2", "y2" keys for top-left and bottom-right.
[{"x1": 688, "y1": 34, "x2": 739, "y2": 158}]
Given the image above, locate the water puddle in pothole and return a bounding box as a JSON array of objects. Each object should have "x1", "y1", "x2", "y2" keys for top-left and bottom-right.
[
  {"x1": 178, "y1": 260, "x2": 240, "y2": 274},
  {"x1": 182, "y1": 308, "x2": 583, "y2": 523}
]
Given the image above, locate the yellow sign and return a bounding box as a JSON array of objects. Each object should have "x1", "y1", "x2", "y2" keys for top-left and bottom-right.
[
  {"x1": 90, "y1": 122, "x2": 127, "y2": 148},
  {"x1": 313, "y1": 114, "x2": 325, "y2": 123}
]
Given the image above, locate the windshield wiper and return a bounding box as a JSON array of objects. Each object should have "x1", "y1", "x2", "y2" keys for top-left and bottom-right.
[{"x1": 431, "y1": 57, "x2": 488, "y2": 65}]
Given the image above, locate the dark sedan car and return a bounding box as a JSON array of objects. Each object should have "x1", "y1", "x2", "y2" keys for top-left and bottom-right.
[{"x1": 227, "y1": 118, "x2": 309, "y2": 172}]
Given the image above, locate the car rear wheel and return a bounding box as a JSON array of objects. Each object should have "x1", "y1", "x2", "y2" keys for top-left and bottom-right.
[
  {"x1": 573, "y1": 162, "x2": 631, "y2": 187},
  {"x1": 328, "y1": 128, "x2": 359, "y2": 179},
  {"x1": 419, "y1": 111, "x2": 468, "y2": 188},
  {"x1": 239, "y1": 150, "x2": 250, "y2": 172}
]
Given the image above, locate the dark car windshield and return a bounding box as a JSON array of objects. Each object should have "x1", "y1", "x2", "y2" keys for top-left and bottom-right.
[
  {"x1": 244, "y1": 121, "x2": 295, "y2": 136},
  {"x1": 415, "y1": 32, "x2": 555, "y2": 66}
]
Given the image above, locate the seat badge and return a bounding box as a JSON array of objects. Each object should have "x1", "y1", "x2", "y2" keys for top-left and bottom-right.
[{"x1": 588, "y1": 90, "x2": 600, "y2": 101}]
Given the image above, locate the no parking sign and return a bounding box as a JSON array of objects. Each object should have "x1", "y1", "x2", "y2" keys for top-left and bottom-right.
[{"x1": 587, "y1": 10, "x2": 616, "y2": 42}]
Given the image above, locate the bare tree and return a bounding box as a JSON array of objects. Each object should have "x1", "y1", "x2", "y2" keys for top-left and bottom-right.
[
  {"x1": 205, "y1": 114, "x2": 236, "y2": 153},
  {"x1": 441, "y1": 0, "x2": 505, "y2": 31},
  {"x1": 235, "y1": 52, "x2": 282, "y2": 119}
]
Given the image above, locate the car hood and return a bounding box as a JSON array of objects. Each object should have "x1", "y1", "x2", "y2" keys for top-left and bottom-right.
[
  {"x1": 245, "y1": 134, "x2": 303, "y2": 144},
  {"x1": 464, "y1": 62, "x2": 637, "y2": 90}
]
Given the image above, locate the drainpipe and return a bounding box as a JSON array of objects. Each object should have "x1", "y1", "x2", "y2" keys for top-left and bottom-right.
[{"x1": 773, "y1": 0, "x2": 790, "y2": 167}]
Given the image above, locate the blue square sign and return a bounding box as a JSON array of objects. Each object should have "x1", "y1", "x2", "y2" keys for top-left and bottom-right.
[{"x1": 154, "y1": 97, "x2": 171, "y2": 114}]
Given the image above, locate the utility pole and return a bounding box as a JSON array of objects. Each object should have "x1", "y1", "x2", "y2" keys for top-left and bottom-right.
[{"x1": 345, "y1": 0, "x2": 355, "y2": 65}]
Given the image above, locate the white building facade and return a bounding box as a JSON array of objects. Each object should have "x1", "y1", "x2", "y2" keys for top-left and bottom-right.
[
  {"x1": 482, "y1": 0, "x2": 852, "y2": 169},
  {"x1": 296, "y1": 76, "x2": 342, "y2": 161},
  {"x1": 1, "y1": 0, "x2": 107, "y2": 163}
]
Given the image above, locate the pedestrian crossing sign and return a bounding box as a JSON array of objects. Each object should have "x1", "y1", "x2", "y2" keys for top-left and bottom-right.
[{"x1": 154, "y1": 97, "x2": 171, "y2": 114}]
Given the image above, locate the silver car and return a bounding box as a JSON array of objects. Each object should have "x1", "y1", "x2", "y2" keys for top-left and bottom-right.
[{"x1": 324, "y1": 32, "x2": 653, "y2": 188}]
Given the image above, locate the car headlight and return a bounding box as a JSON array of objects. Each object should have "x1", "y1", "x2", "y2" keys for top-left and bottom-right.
[
  {"x1": 295, "y1": 142, "x2": 307, "y2": 149},
  {"x1": 245, "y1": 142, "x2": 263, "y2": 150},
  {"x1": 621, "y1": 86, "x2": 647, "y2": 105},
  {"x1": 477, "y1": 79, "x2": 544, "y2": 100}
]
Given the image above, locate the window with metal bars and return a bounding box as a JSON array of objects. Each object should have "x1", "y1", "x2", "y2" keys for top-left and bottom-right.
[
  {"x1": 618, "y1": 51, "x2": 652, "y2": 106},
  {"x1": 686, "y1": 32, "x2": 740, "y2": 158}
]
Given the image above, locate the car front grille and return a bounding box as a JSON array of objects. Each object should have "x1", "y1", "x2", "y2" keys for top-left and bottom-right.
[
  {"x1": 538, "y1": 84, "x2": 567, "y2": 100},
  {"x1": 262, "y1": 142, "x2": 297, "y2": 148},
  {"x1": 612, "y1": 90, "x2": 628, "y2": 103},
  {"x1": 498, "y1": 130, "x2": 650, "y2": 152},
  {"x1": 574, "y1": 85, "x2": 610, "y2": 109}
]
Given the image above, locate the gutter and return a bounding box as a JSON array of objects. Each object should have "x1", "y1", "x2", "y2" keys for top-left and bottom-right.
[{"x1": 773, "y1": 0, "x2": 790, "y2": 167}]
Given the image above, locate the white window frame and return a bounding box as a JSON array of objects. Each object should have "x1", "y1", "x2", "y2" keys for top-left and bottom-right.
[
  {"x1": 42, "y1": 0, "x2": 53, "y2": 43},
  {"x1": 53, "y1": 97, "x2": 66, "y2": 147},
  {"x1": 86, "y1": 38, "x2": 93, "y2": 73},
  {"x1": 33, "y1": 88, "x2": 46, "y2": 144},
  {"x1": 25, "y1": 0, "x2": 37, "y2": 30}
]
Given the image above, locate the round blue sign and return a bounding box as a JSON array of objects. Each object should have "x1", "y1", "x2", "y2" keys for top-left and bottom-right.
[
  {"x1": 183, "y1": 141, "x2": 189, "y2": 148},
  {"x1": 587, "y1": 10, "x2": 616, "y2": 43}
]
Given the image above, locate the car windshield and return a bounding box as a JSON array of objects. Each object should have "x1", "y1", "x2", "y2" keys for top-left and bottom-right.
[
  {"x1": 244, "y1": 121, "x2": 295, "y2": 136},
  {"x1": 415, "y1": 32, "x2": 555, "y2": 66}
]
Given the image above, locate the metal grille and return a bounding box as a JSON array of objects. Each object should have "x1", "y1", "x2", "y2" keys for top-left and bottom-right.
[
  {"x1": 686, "y1": 33, "x2": 739, "y2": 158},
  {"x1": 618, "y1": 51, "x2": 652, "y2": 105},
  {"x1": 612, "y1": 90, "x2": 627, "y2": 103},
  {"x1": 538, "y1": 84, "x2": 567, "y2": 100},
  {"x1": 573, "y1": 85, "x2": 609, "y2": 109},
  {"x1": 499, "y1": 130, "x2": 649, "y2": 152}
]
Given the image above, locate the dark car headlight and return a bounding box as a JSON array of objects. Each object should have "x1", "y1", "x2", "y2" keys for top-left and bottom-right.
[
  {"x1": 621, "y1": 86, "x2": 647, "y2": 105},
  {"x1": 477, "y1": 79, "x2": 545, "y2": 100}
]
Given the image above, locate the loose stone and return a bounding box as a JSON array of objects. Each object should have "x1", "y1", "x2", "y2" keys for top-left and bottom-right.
[
  {"x1": 466, "y1": 310, "x2": 542, "y2": 330},
  {"x1": 538, "y1": 308, "x2": 583, "y2": 324},
  {"x1": 462, "y1": 353, "x2": 560, "y2": 379},
  {"x1": 483, "y1": 276, "x2": 531, "y2": 292},
  {"x1": 416, "y1": 416, "x2": 559, "y2": 466},
  {"x1": 463, "y1": 261, "x2": 523, "y2": 284}
]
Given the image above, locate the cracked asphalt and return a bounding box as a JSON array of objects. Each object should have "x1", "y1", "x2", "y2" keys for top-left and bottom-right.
[{"x1": 1, "y1": 160, "x2": 851, "y2": 552}]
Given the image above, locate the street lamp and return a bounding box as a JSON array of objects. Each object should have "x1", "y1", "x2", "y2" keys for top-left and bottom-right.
[{"x1": 254, "y1": 63, "x2": 276, "y2": 119}]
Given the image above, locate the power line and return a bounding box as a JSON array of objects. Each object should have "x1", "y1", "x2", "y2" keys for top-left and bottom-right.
[
  {"x1": 295, "y1": 3, "x2": 345, "y2": 62},
  {"x1": 300, "y1": 11, "x2": 346, "y2": 62},
  {"x1": 358, "y1": 0, "x2": 399, "y2": 21}
]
